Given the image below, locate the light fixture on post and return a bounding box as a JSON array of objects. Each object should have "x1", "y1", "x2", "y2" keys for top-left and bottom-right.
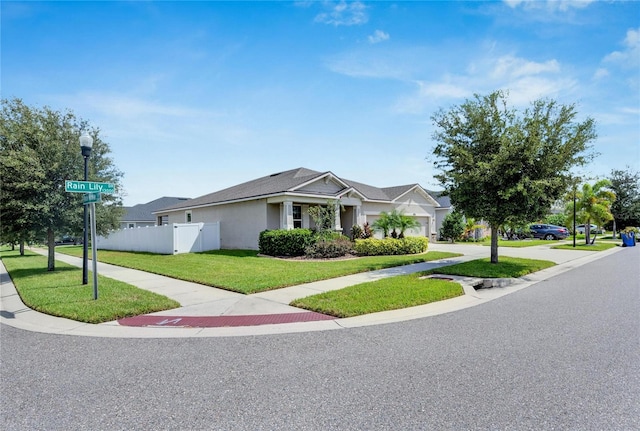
[{"x1": 79, "y1": 130, "x2": 93, "y2": 285}]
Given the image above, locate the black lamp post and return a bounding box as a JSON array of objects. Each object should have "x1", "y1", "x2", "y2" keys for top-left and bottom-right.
[
  {"x1": 80, "y1": 130, "x2": 93, "y2": 285},
  {"x1": 572, "y1": 185, "x2": 577, "y2": 248}
]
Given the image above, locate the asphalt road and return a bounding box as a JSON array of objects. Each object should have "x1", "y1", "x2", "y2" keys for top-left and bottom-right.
[{"x1": 1, "y1": 246, "x2": 638, "y2": 430}]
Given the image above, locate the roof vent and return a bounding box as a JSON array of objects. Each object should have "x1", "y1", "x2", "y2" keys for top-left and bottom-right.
[{"x1": 270, "y1": 172, "x2": 282, "y2": 177}]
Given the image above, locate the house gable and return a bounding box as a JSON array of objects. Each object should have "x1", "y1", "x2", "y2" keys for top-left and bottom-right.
[
  {"x1": 293, "y1": 174, "x2": 348, "y2": 196},
  {"x1": 386, "y1": 185, "x2": 440, "y2": 207}
]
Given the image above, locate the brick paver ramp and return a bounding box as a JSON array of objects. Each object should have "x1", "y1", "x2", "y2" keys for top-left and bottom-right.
[{"x1": 118, "y1": 312, "x2": 336, "y2": 328}]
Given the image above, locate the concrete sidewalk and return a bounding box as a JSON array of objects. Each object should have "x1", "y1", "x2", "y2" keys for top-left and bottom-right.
[{"x1": 0, "y1": 243, "x2": 621, "y2": 338}]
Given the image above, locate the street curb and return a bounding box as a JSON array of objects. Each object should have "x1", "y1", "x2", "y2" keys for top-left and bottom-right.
[{"x1": 0, "y1": 245, "x2": 624, "y2": 338}]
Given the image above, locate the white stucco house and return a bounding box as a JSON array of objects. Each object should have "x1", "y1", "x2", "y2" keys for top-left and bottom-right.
[{"x1": 154, "y1": 167, "x2": 442, "y2": 250}]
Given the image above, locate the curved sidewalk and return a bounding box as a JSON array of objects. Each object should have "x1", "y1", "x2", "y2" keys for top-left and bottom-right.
[{"x1": 0, "y1": 243, "x2": 621, "y2": 338}]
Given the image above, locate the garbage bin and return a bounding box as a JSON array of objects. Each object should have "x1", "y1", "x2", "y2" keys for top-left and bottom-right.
[{"x1": 621, "y1": 232, "x2": 636, "y2": 247}]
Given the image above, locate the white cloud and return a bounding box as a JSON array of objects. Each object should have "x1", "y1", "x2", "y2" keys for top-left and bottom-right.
[
  {"x1": 604, "y1": 27, "x2": 640, "y2": 68},
  {"x1": 325, "y1": 48, "x2": 419, "y2": 80},
  {"x1": 503, "y1": 0, "x2": 595, "y2": 12},
  {"x1": 593, "y1": 68, "x2": 609, "y2": 80},
  {"x1": 368, "y1": 30, "x2": 389, "y2": 44},
  {"x1": 416, "y1": 80, "x2": 469, "y2": 100},
  {"x1": 491, "y1": 56, "x2": 560, "y2": 79},
  {"x1": 314, "y1": 1, "x2": 368, "y2": 26},
  {"x1": 505, "y1": 76, "x2": 578, "y2": 105}
]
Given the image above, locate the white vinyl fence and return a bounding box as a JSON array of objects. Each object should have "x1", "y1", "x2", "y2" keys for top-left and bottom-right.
[{"x1": 96, "y1": 222, "x2": 220, "y2": 254}]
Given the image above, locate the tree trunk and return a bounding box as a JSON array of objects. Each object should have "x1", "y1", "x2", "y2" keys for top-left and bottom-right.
[
  {"x1": 19, "y1": 241, "x2": 25, "y2": 256},
  {"x1": 47, "y1": 228, "x2": 55, "y2": 271},
  {"x1": 585, "y1": 222, "x2": 591, "y2": 245},
  {"x1": 490, "y1": 225, "x2": 499, "y2": 264}
]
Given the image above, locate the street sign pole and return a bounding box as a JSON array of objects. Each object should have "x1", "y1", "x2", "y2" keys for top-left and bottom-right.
[
  {"x1": 89, "y1": 202, "x2": 99, "y2": 300},
  {"x1": 64, "y1": 179, "x2": 112, "y2": 299}
]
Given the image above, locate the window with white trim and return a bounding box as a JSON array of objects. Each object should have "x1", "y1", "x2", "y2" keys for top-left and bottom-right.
[
  {"x1": 185, "y1": 211, "x2": 192, "y2": 223},
  {"x1": 293, "y1": 205, "x2": 302, "y2": 229}
]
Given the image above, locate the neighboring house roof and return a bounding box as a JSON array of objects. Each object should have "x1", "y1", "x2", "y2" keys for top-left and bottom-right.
[
  {"x1": 158, "y1": 167, "x2": 440, "y2": 212},
  {"x1": 122, "y1": 196, "x2": 190, "y2": 222},
  {"x1": 426, "y1": 190, "x2": 451, "y2": 209}
]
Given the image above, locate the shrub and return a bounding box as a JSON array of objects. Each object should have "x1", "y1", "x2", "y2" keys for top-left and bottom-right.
[
  {"x1": 305, "y1": 236, "x2": 354, "y2": 259},
  {"x1": 440, "y1": 211, "x2": 464, "y2": 242},
  {"x1": 354, "y1": 237, "x2": 429, "y2": 256},
  {"x1": 351, "y1": 224, "x2": 363, "y2": 241},
  {"x1": 258, "y1": 229, "x2": 316, "y2": 256},
  {"x1": 362, "y1": 222, "x2": 373, "y2": 239}
]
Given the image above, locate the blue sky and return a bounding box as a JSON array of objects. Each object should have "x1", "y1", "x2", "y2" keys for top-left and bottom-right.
[{"x1": 3, "y1": 0, "x2": 639, "y2": 206}]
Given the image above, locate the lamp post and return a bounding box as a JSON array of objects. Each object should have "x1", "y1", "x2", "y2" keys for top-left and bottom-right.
[
  {"x1": 572, "y1": 185, "x2": 577, "y2": 248},
  {"x1": 80, "y1": 130, "x2": 93, "y2": 285}
]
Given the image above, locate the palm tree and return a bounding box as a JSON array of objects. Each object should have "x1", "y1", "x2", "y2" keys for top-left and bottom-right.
[
  {"x1": 463, "y1": 217, "x2": 484, "y2": 241},
  {"x1": 566, "y1": 180, "x2": 615, "y2": 244},
  {"x1": 372, "y1": 211, "x2": 392, "y2": 238},
  {"x1": 372, "y1": 209, "x2": 421, "y2": 238},
  {"x1": 397, "y1": 212, "x2": 422, "y2": 238}
]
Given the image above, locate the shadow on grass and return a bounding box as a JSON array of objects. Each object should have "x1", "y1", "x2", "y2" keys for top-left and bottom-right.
[
  {"x1": 197, "y1": 249, "x2": 259, "y2": 258},
  {"x1": 3, "y1": 266, "x2": 78, "y2": 280}
]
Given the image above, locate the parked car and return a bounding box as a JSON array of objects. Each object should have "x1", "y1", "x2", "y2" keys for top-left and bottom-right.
[
  {"x1": 54, "y1": 235, "x2": 81, "y2": 246},
  {"x1": 575, "y1": 224, "x2": 604, "y2": 234},
  {"x1": 529, "y1": 224, "x2": 569, "y2": 240}
]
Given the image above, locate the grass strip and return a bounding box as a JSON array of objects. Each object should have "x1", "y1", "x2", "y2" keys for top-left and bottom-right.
[
  {"x1": 290, "y1": 274, "x2": 464, "y2": 318},
  {"x1": 1, "y1": 250, "x2": 179, "y2": 323},
  {"x1": 55, "y1": 247, "x2": 461, "y2": 294},
  {"x1": 552, "y1": 242, "x2": 618, "y2": 251},
  {"x1": 422, "y1": 256, "x2": 556, "y2": 278}
]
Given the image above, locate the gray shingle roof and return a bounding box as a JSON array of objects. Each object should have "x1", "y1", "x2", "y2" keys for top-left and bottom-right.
[
  {"x1": 426, "y1": 190, "x2": 451, "y2": 208},
  {"x1": 158, "y1": 167, "x2": 438, "y2": 212},
  {"x1": 123, "y1": 196, "x2": 190, "y2": 222}
]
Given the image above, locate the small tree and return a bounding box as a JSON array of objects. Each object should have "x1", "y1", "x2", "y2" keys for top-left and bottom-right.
[
  {"x1": 462, "y1": 217, "x2": 484, "y2": 241},
  {"x1": 372, "y1": 211, "x2": 393, "y2": 238},
  {"x1": 440, "y1": 211, "x2": 465, "y2": 243},
  {"x1": 308, "y1": 200, "x2": 338, "y2": 238},
  {"x1": 397, "y1": 211, "x2": 422, "y2": 238}
]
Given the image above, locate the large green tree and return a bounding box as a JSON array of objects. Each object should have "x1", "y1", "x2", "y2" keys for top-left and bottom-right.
[
  {"x1": 608, "y1": 167, "x2": 640, "y2": 234},
  {"x1": 0, "y1": 98, "x2": 124, "y2": 270},
  {"x1": 431, "y1": 90, "x2": 596, "y2": 263}
]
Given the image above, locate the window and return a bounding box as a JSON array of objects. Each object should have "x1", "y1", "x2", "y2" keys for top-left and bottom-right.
[
  {"x1": 185, "y1": 211, "x2": 192, "y2": 223},
  {"x1": 128, "y1": 223, "x2": 135, "y2": 229},
  {"x1": 293, "y1": 205, "x2": 302, "y2": 229}
]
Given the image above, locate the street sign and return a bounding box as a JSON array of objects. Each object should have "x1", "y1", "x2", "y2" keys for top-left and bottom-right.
[
  {"x1": 83, "y1": 192, "x2": 101, "y2": 205},
  {"x1": 65, "y1": 180, "x2": 115, "y2": 194}
]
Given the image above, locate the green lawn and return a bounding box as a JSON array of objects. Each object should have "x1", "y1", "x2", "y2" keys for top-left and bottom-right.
[
  {"x1": 422, "y1": 256, "x2": 556, "y2": 278},
  {"x1": 552, "y1": 242, "x2": 618, "y2": 251},
  {"x1": 291, "y1": 256, "x2": 556, "y2": 317},
  {"x1": 291, "y1": 274, "x2": 464, "y2": 318},
  {"x1": 487, "y1": 239, "x2": 549, "y2": 248},
  {"x1": 443, "y1": 239, "x2": 564, "y2": 248},
  {"x1": 55, "y1": 247, "x2": 461, "y2": 294},
  {"x1": 1, "y1": 250, "x2": 179, "y2": 323}
]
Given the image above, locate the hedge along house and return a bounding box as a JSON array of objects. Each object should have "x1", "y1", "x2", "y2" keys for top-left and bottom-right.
[{"x1": 154, "y1": 167, "x2": 441, "y2": 250}]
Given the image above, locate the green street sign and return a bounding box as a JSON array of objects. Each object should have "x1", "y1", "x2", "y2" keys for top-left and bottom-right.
[
  {"x1": 65, "y1": 180, "x2": 115, "y2": 194},
  {"x1": 83, "y1": 192, "x2": 101, "y2": 205}
]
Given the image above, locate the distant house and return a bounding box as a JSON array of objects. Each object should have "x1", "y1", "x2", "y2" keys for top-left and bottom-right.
[
  {"x1": 120, "y1": 197, "x2": 190, "y2": 229},
  {"x1": 155, "y1": 167, "x2": 441, "y2": 250},
  {"x1": 427, "y1": 190, "x2": 453, "y2": 236}
]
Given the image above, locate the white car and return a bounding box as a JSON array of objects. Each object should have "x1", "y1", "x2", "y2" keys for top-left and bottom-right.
[{"x1": 575, "y1": 224, "x2": 604, "y2": 234}]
